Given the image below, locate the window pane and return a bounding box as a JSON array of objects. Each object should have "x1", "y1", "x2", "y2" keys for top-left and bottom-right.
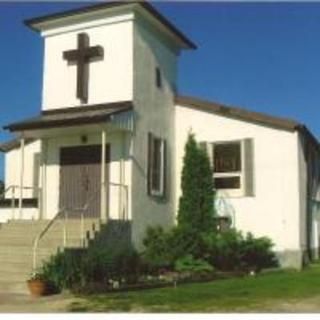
[
  {"x1": 156, "y1": 67, "x2": 162, "y2": 88},
  {"x1": 152, "y1": 138, "x2": 162, "y2": 191},
  {"x1": 214, "y1": 143, "x2": 241, "y2": 173},
  {"x1": 214, "y1": 177, "x2": 240, "y2": 189}
]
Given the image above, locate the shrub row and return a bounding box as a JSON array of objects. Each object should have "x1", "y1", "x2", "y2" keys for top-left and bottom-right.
[{"x1": 142, "y1": 226, "x2": 278, "y2": 273}]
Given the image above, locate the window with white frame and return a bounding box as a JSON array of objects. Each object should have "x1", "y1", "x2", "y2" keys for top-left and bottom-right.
[
  {"x1": 201, "y1": 139, "x2": 254, "y2": 197},
  {"x1": 147, "y1": 133, "x2": 166, "y2": 197},
  {"x1": 214, "y1": 142, "x2": 242, "y2": 190}
]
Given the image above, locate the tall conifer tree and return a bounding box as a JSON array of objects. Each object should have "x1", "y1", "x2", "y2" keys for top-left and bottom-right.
[{"x1": 178, "y1": 133, "x2": 216, "y2": 234}]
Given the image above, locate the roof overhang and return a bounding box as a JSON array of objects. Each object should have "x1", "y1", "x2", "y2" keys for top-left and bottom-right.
[
  {"x1": 175, "y1": 95, "x2": 301, "y2": 132},
  {"x1": 4, "y1": 101, "x2": 134, "y2": 133},
  {"x1": 0, "y1": 138, "x2": 35, "y2": 153},
  {"x1": 24, "y1": 1, "x2": 196, "y2": 50},
  {"x1": 176, "y1": 94, "x2": 320, "y2": 155}
]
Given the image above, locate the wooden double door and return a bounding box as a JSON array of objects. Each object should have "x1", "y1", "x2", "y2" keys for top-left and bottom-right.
[{"x1": 59, "y1": 144, "x2": 110, "y2": 218}]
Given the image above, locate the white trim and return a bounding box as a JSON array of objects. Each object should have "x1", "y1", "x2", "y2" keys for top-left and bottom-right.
[
  {"x1": 150, "y1": 136, "x2": 165, "y2": 197},
  {"x1": 40, "y1": 139, "x2": 48, "y2": 220},
  {"x1": 211, "y1": 139, "x2": 246, "y2": 198},
  {"x1": 40, "y1": 12, "x2": 135, "y2": 37},
  {"x1": 101, "y1": 130, "x2": 107, "y2": 222},
  {"x1": 18, "y1": 137, "x2": 25, "y2": 219}
]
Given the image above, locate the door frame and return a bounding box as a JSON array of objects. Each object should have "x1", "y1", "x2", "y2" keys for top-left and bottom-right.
[{"x1": 58, "y1": 143, "x2": 110, "y2": 219}]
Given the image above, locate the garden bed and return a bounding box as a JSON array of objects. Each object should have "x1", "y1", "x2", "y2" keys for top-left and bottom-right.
[{"x1": 72, "y1": 270, "x2": 247, "y2": 295}]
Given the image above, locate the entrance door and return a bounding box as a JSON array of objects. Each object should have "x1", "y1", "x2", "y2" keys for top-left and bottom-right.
[{"x1": 59, "y1": 144, "x2": 110, "y2": 218}]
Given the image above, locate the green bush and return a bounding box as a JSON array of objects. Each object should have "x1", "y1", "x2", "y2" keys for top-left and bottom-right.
[
  {"x1": 174, "y1": 254, "x2": 214, "y2": 274},
  {"x1": 142, "y1": 226, "x2": 209, "y2": 272},
  {"x1": 202, "y1": 229, "x2": 243, "y2": 271},
  {"x1": 142, "y1": 226, "x2": 174, "y2": 270},
  {"x1": 241, "y1": 233, "x2": 278, "y2": 272},
  {"x1": 202, "y1": 229, "x2": 278, "y2": 272},
  {"x1": 40, "y1": 249, "x2": 84, "y2": 291},
  {"x1": 39, "y1": 245, "x2": 141, "y2": 291}
]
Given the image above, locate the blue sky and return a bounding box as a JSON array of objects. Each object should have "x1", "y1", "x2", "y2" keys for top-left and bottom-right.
[{"x1": 1, "y1": 1, "x2": 320, "y2": 179}]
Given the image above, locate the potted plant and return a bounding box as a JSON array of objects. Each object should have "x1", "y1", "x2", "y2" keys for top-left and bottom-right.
[{"x1": 27, "y1": 272, "x2": 51, "y2": 297}]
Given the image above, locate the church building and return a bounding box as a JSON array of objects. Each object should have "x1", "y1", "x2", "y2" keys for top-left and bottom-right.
[{"x1": 0, "y1": 1, "x2": 320, "y2": 291}]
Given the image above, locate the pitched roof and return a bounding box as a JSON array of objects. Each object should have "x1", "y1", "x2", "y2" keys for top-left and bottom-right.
[
  {"x1": 0, "y1": 138, "x2": 35, "y2": 153},
  {"x1": 175, "y1": 95, "x2": 301, "y2": 132},
  {"x1": 24, "y1": 1, "x2": 196, "y2": 50},
  {"x1": 4, "y1": 101, "x2": 133, "y2": 132},
  {"x1": 176, "y1": 95, "x2": 320, "y2": 153}
]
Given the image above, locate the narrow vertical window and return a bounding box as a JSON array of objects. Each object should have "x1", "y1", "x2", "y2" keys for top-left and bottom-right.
[
  {"x1": 147, "y1": 132, "x2": 166, "y2": 197},
  {"x1": 156, "y1": 67, "x2": 162, "y2": 89}
]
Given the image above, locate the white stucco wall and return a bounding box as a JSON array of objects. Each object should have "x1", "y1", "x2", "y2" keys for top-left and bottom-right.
[
  {"x1": 42, "y1": 15, "x2": 133, "y2": 110},
  {"x1": 4, "y1": 140, "x2": 41, "y2": 199},
  {"x1": 130, "y1": 17, "x2": 179, "y2": 248},
  {"x1": 175, "y1": 104, "x2": 301, "y2": 253}
]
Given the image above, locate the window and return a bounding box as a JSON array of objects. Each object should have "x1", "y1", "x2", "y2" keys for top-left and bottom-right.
[
  {"x1": 156, "y1": 67, "x2": 162, "y2": 88},
  {"x1": 147, "y1": 133, "x2": 166, "y2": 197},
  {"x1": 201, "y1": 139, "x2": 254, "y2": 197},
  {"x1": 214, "y1": 142, "x2": 242, "y2": 190}
]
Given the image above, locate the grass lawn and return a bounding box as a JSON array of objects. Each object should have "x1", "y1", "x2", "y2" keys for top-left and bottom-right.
[{"x1": 68, "y1": 263, "x2": 320, "y2": 312}]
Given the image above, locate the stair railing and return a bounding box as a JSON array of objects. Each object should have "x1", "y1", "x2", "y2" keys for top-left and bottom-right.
[
  {"x1": 0, "y1": 185, "x2": 42, "y2": 220},
  {"x1": 32, "y1": 207, "x2": 66, "y2": 271},
  {"x1": 32, "y1": 181, "x2": 129, "y2": 272}
]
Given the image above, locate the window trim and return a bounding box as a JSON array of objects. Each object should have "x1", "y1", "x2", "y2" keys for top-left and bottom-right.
[{"x1": 211, "y1": 139, "x2": 245, "y2": 197}]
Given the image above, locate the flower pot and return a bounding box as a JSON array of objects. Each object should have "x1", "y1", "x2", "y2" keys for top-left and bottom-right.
[{"x1": 27, "y1": 279, "x2": 48, "y2": 297}]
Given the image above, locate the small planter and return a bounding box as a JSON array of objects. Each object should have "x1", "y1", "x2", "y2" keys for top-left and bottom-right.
[{"x1": 27, "y1": 279, "x2": 48, "y2": 297}]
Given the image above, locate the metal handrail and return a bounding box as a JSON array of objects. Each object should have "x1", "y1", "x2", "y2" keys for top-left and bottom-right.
[
  {"x1": 32, "y1": 181, "x2": 129, "y2": 272},
  {"x1": 32, "y1": 208, "x2": 66, "y2": 271},
  {"x1": 0, "y1": 185, "x2": 42, "y2": 219}
]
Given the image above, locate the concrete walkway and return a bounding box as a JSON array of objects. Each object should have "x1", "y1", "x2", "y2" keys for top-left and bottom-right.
[{"x1": 0, "y1": 292, "x2": 80, "y2": 313}]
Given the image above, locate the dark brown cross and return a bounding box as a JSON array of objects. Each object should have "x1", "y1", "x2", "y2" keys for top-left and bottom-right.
[{"x1": 63, "y1": 33, "x2": 104, "y2": 103}]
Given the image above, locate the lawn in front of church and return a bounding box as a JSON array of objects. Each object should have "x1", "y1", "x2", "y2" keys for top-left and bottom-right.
[{"x1": 68, "y1": 263, "x2": 320, "y2": 312}]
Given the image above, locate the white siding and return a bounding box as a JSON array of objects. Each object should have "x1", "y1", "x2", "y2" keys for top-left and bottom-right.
[
  {"x1": 175, "y1": 104, "x2": 301, "y2": 253},
  {"x1": 42, "y1": 17, "x2": 134, "y2": 110},
  {"x1": 4, "y1": 140, "x2": 41, "y2": 199}
]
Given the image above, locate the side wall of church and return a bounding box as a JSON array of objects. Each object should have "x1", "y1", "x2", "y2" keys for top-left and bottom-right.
[{"x1": 175, "y1": 104, "x2": 304, "y2": 268}]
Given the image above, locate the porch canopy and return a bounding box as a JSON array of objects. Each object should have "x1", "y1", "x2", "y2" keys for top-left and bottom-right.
[
  {"x1": 1, "y1": 101, "x2": 134, "y2": 221},
  {"x1": 4, "y1": 101, "x2": 134, "y2": 138}
]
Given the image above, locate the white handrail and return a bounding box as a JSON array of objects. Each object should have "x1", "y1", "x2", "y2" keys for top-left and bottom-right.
[
  {"x1": 0, "y1": 185, "x2": 42, "y2": 220},
  {"x1": 31, "y1": 182, "x2": 129, "y2": 272},
  {"x1": 32, "y1": 208, "x2": 66, "y2": 271}
]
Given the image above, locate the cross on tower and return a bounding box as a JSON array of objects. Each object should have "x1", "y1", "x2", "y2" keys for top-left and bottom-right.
[{"x1": 63, "y1": 33, "x2": 104, "y2": 103}]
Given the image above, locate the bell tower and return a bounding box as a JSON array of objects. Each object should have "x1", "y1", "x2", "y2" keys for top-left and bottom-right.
[{"x1": 25, "y1": 2, "x2": 195, "y2": 111}]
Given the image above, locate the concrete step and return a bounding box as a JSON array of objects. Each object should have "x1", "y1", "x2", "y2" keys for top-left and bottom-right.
[
  {"x1": 0, "y1": 235, "x2": 89, "y2": 246},
  {"x1": 0, "y1": 246, "x2": 54, "y2": 255},
  {"x1": 0, "y1": 268, "x2": 30, "y2": 278},
  {"x1": 0, "y1": 218, "x2": 101, "y2": 293},
  {"x1": 0, "y1": 272, "x2": 31, "y2": 283},
  {"x1": 0, "y1": 280, "x2": 29, "y2": 294},
  {"x1": 0, "y1": 228, "x2": 98, "y2": 240}
]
